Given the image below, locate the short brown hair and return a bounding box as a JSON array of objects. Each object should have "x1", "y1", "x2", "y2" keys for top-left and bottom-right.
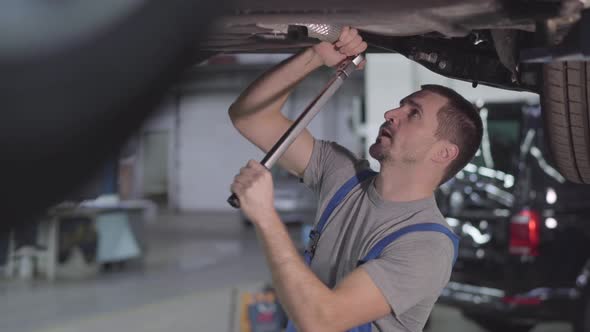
[{"x1": 421, "y1": 84, "x2": 483, "y2": 185}]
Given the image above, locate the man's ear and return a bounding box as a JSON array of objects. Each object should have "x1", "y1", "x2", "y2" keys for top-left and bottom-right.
[{"x1": 432, "y1": 141, "x2": 459, "y2": 165}]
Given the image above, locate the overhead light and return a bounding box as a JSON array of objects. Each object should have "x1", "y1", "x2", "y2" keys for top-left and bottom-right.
[
  {"x1": 476, "y1": 249, "x2": 485, "y2": 259},
  {"x1": 480, "y1": 220, "x2": 488, "y2": 230},
  {"x1": 446, "y1": 217, "x2": 460, "y2": 227},
  {"x1": 450, "y1": 192, "x2": 464, "y2": 210},
  {"x1": 504, "y1": 174, "x2": 515, "y2": 188},
  {"x1": 462, "y1": 223, "x2": 491, "y2": 244},
  {"x1": 464, "y1": 163, "x2": 477, "y2": 173},
  {"x1": 546, "y1": 188, "x2": 557, "y2": 204},
  {"x1": 478, "y1": 167, "x2": 496, "y2": 178},
  {"x1": 545, "y1": 217, "x2": 558, "y2": 229},
  {"x1": 531, "y1": 147, "x2": 566, "y2": 183}
]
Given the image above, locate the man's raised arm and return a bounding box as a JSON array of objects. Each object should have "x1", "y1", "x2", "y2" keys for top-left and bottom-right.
[{"x1": 228, "y1": 27, "x2": 367, "y2": 177}]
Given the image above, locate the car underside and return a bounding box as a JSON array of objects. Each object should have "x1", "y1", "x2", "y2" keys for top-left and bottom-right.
[
  {"x1": 204, "y1": 0, "x2": 586, "y2": 92},
  {"x1": 200, "y1": 0, "x2": 590, "y2": 184}
]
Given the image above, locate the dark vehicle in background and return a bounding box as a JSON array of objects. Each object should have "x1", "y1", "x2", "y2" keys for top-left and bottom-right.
[{"x1": 436, "y1": 102, "x2": 590, "y2": 332}]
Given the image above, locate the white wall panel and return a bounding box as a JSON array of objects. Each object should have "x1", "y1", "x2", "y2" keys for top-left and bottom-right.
[{"x1": 178, "y1": 93, "x2": 264, "y2": 211}]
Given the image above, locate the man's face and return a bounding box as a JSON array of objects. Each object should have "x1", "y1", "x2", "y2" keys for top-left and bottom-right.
[{"x1": 369, "y1": 90, "x2": 448, "y2": 166}]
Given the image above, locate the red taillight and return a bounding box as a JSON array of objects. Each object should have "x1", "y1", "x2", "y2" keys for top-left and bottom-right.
[
  {"x1": 509, "y1": 209, "x2": 540, "y2": 256},
  {"x1": 502, "y1": 296, "x2": 542, "y2": 306}
]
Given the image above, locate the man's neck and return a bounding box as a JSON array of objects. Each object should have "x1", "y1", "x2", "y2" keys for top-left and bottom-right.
[{"x1": 375, "y1": 163, "x2": 437, "y2": 202}]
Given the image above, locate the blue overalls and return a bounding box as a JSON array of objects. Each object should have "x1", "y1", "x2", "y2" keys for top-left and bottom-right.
[{"x1": 286, "y1": 170, "x2": 459, "y2": 332}]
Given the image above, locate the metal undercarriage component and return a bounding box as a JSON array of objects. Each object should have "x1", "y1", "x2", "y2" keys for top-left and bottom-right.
[
  {"x1": 198, "y1": 0, "x2": 588, "y2": 93},
  {"x1": 204, "y1": 0, "x2": 543, "y2": 51}
]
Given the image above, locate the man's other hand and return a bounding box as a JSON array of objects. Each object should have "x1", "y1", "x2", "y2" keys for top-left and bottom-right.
[
  {"x1": 231, "y1": 160, "x2": 277, "y2": 225},
  {"x1": 312, "y1": 26, "x2": 368, "y2": 68}
]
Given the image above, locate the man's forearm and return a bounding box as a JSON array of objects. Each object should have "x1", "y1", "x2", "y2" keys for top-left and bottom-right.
[
  {"x1": 254, "y1": 213, "x2": 335, "y2": 331},
  {"x1": 229, "y1": 47, "x2": 323, "y2": 119}
]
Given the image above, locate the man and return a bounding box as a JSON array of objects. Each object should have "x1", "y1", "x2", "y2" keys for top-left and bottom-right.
[{"x1": 228, "y1": 26, "x2": 483, "y2": 332}]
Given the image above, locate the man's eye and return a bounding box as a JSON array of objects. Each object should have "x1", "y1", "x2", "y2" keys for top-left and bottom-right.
[{"x1": 410, "y1": 109, "x2": 420, "y2": 118}]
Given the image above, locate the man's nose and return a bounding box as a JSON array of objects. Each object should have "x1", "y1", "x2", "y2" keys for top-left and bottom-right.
[{"x1": 384, "y1": 108, "x2": 400, "y2": 127}]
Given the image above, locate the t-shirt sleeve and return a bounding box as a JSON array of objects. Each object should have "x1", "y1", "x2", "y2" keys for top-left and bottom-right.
[
  {"x1": 302, "y1": 138, "x2": 370, "y2": 198},
  {"x1": 359, "y1": 232, "x2": 454, "y2": 317}
]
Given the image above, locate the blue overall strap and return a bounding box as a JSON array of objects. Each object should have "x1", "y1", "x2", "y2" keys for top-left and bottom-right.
[
  {"x1": 303, "y1": 169, "x2": 378, "y2": 265},
  {"x1": 287, "y1": 169, "x2": 377, "y2": 332},
  {"x1": 287, "y1": 321, "x2": 371, "y2": 332},
  {"x1": 316, "y1": 169, "x2": 378, "y2": 240},
  {"x1": 357, "y1": 223, "x2": 460, "y2": 267},
  {"x1": 350, "y1": 223, "x2": 459, "y2": 332}
]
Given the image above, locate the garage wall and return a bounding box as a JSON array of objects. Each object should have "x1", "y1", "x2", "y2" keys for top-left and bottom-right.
[{"x1": 135, "y1": 96, "x2": 177, "y2": 203}]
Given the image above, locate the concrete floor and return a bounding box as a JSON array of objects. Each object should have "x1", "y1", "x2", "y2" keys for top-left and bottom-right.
[{"x1": 0, "y1": 212, "x2": 572, "y2": 332}]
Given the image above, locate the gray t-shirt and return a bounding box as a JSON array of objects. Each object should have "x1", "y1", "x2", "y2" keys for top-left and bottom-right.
[{"x1": 302, "y1": 139, "x2": 454, "y2": 332}]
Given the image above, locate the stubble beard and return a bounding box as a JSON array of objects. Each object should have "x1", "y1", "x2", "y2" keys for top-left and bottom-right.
[
  {"x1": 369, "y1": 138, "x2": 390, "y2": 162},
  {"x1": 401, "y1": 153, "x2": 418, "y2": 164},
  {"x1": 369, "y1": 142, "x2": 384, "y2": 161},
  {"x1": 369, "y1": 140, "x2": 418, "y2": 166}
]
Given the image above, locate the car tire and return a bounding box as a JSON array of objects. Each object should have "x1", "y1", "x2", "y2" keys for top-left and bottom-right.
[
  {"x1": 541, "y1": 61, "x2": 590, "y2": 184},
  {"x1": 463, "y1": 312, "x2": 535, "y2": 332}
]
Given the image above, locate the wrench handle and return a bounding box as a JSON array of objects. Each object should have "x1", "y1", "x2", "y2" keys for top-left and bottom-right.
[
  {"x1": 227, "y1": 54, "x2": 364, "y2": 209},
  {"x1": 227, "y1": 193, "x2": 240, "y2": 209}
]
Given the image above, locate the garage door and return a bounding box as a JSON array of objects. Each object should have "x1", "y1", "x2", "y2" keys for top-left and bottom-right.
[{"x1": 178, "y1": 93, "x2": 264, "y2": 211}]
